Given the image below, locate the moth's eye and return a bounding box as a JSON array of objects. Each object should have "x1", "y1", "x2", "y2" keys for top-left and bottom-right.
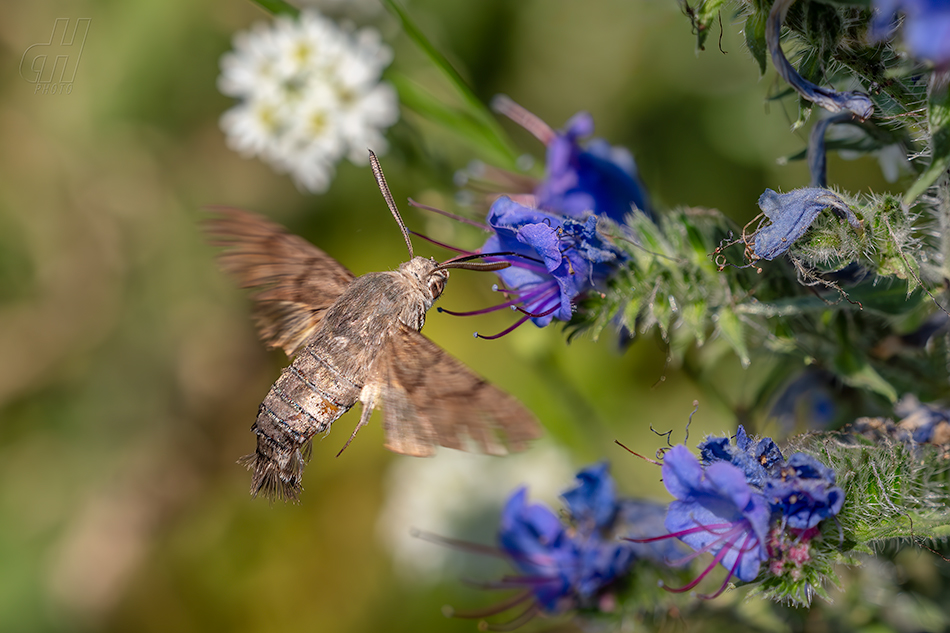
[{"x1": 428, "y1": 276, "x2": 445, "y2": 298}]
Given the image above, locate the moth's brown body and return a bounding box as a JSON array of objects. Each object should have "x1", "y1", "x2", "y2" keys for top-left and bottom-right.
[{"x1": 207, "y1": 156, "x2": 541, "y2": 500}]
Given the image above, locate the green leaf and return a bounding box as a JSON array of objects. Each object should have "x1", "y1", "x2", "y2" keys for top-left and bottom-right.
[
  {"x1": 743, "y1": 8, "x2": 769, "y2": 75},
  {"x1": 681, "y1": 300, "x2": 708, "y2": 346},
  {"x1": 622, "y1": 291, "x2": 645, "y2": 332},
  {"x1": 715, "y1": 307, "x2": 750, "y2": 367},
  {"x1": 391, "y1": 75, "x2": 521, "y2": 168},
  {"x1": 250, "y1": 0, "x2": 300, "y2": 17},
  {"x1": 833, "y1": 350, "x2": 898, "y2": 402},
  {"x1": 382, "y1": 0, "x2": 521, "y2": 170}
]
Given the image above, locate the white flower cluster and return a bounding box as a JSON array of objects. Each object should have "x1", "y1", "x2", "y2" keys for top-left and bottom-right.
[{"x1": 218, "y1": 11, "x2": 399, "y2": 193}]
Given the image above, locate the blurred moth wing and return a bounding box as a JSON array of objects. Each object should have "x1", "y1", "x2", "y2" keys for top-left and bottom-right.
[
  {"x1": 205, "y1": 154, "x2": 541, "y2": 501},
  {"x1": 205, "y1": 208, "x2": 355, "y2": 356}
]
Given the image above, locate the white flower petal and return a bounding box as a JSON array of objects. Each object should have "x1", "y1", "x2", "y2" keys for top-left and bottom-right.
[{"x1": 217, "y1": 9, "x2": 400, "y2": 194}]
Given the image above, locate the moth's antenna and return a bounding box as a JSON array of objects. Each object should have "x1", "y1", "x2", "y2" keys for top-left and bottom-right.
[{"x1": 368, "y1": 150, "x2": 413, "y2": 258}]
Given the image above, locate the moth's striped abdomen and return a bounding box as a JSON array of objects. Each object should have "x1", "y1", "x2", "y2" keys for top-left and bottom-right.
[{"x1": 241, "y1": 345, "x2": 362, "y2": 500}]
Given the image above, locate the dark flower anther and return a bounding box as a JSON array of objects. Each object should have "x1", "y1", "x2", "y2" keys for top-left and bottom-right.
[
  {"x1": 492, "y1": 95, "x2": 653, "y2": 222},
  {"x1": 750, "y1": 188, "x2": 862, "y2": 261},
  {"x1": 766, "y1": 0, "x2": 874, "y2": 121}
]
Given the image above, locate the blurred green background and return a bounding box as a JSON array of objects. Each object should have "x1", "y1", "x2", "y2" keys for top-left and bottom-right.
[{"x1": 0, "y1": 1, "x2": 910, "y2": 632}]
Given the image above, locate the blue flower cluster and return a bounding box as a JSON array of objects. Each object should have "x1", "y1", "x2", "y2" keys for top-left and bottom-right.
[
  {"x1": 482, "y1": 463, "x2": 671, "y2": 624},
  {"x1": 461, "y1": 99, "x2": 650, "y2": 337},
  {"x1": 481, "y1": 198, "x2": 626, "y2": 328},
  {"x1": 636, "y1": 427, "x2": 844, "y2": 597}
]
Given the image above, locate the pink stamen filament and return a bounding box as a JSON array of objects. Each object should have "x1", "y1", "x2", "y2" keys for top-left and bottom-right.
[
  {"x1": 627, "y1": 523, "x2": 734, "y2": 544},
  {"x1": 475, "y1": 289, "x2": 564, "y2": 339},
  {"x1": 447, "y1": 589, "x2": 534, "y2": 619},
  {"x1": 662, "y1": 524, "x2": 746, "y2": 568},
  {"x1": 699, "y1": 532, "x2": 753, "y2": 599},
  {"x1": 486, "y1": 602, "x2": 542, "y2": 632},
  {"x1": 408, "y1": 198, "x2": 490, "y2": 231},
  {"x1": 476, "y1": 313, "x2": 534, "y2": 340},
  {"x1": 483, "y1": 256, "x2": 550, "y2": 276},
  {"x1": 409, "y1": 230, "x2": 475, "y2": 255},
  {"x1": 410, "y1": 529, "x2": 509, "y2": 559},
  {"x1": 516, "y1": 296, "x2": 560, "y2": 318},
  {"x1": 463, "y1": 576, "x2": 555, "y2": 591},
  {"x1": 491, "y1": 95, "x2": 556, "y2": 145},
  {"x1": 439, "y1": 284, "x2": 556, "y2": 317},
  {"x1": 663, "y1": 530, "x2": 743, "y2": 594}
]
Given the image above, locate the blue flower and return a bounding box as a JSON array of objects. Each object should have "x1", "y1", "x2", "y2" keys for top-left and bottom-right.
[
  {"x1": 873, "y1": 0, "x2": 950, "y2": 67},
  {"x1": 449, "y1": 464, "x2": 668, "y2": 627},
  {"x1": 661, "y1": 445, "x2": 771, "y2": 591},
  {"x1": 498, "y1": 488, "x2": 585, "y2": 613},
  {"x1": 535, "y1": 112, "x2": 653, "y2": 222},
  {"x1": 494, "y1": 480, "x2": 636, "y2": 616},
  {"x1": 632, "y1": 428, "x2": 845, "y2": 597},
  {"x1": 561, "y1": 462, "x2": 618, "y2": 532},
  {"x1": 469, "y1": 196, "x2": 625, "y2": 335},
  {"x1": 491, "y1": 96, "x2": 653, "y2": 222},
  {"x1": 752, "y1": 188, "x2": 860, "y2": 261}
]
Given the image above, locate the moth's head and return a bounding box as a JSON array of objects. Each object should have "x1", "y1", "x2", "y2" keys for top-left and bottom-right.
[{"x1": 401, "y1": 256, "x2": 449, "y2": 301}]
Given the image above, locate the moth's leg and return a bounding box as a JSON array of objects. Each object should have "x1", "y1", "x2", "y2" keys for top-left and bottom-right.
[{"x1": 336, "y1": 386, "x2": 377, "y2": 457}]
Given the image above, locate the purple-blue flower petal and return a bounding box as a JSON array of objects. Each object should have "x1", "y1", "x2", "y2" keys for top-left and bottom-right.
[
  {"x1": 482, "y1": 196, "x2": 626, "y2": 326},
  {"x1": 561, "y1": 462, "x2": 618, "y2": 531},
  {"x1": 873, "y1": 0, "x2": 950, "y2": 66},
  {"x1": 662, "y1": 445, "x2": 770, "y2": 583},
  {"x1": 535, "y1": 112, "x2": 653, "y2": 222}
]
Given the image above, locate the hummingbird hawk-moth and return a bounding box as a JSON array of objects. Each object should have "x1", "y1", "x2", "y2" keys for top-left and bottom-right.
[{"x1": 206, "y1": 152, "x2": 542, "y2": 501}]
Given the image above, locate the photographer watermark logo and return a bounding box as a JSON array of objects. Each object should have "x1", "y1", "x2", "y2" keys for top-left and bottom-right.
[{"x1": 19, "y1": 18, "x2": 91, "y2": 95}]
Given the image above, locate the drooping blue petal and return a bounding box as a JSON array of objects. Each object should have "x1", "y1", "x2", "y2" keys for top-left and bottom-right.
[
  {"x1": 753, "y1": 188, "x2": 859, "y2": 261},
  {"x1": 617, "y1": 499, "x2": 687, "y2": 563},
  {"x1": 767, "y1": 0, "x2": 875, "y2": 119}
]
